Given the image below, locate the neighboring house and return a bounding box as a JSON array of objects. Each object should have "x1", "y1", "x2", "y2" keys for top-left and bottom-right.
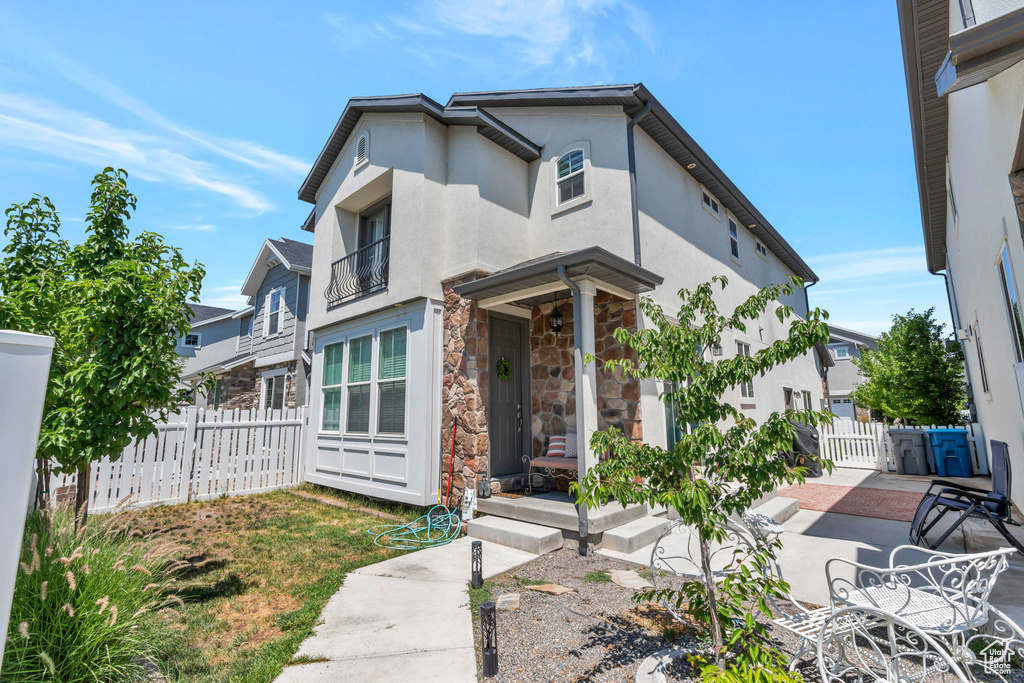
[
  {"x1": 898, "y1": 0, "x2": 1024, "y2": 507},
  {"x1": 298, "y1": 84, "x2": 827, "y2": 507},
  {"x1": 178, "y1": 304, "x2": 243, "y2": 406},
  {"x1": 180, "y1": 237, "x2": 313, "y2": 411},
  {"x1": 826, "y1": 325, "x2": 878, "y2": 421}
]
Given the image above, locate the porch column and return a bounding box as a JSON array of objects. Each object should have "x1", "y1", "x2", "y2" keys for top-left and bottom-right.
[{"x1": 575, "y1": 278, "x2": 599, "y2": 483}]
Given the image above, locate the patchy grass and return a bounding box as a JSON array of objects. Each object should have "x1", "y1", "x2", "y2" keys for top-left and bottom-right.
[
  {"x1": 123, "y1": 484, "x2": 421, "y2": 682},
  {"x1": 582, "y1": 570, "x2": 612, "y2": 583},
  {"x1": 468, "y1": 580, "x2": 493, "y2": 616}
]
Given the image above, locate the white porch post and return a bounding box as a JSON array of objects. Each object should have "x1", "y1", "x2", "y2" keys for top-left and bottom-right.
[{"x1": 576, "y1": 279, "x2": 599, "y2": 483}]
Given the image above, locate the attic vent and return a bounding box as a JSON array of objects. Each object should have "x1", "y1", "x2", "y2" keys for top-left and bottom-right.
[{"x1": 356, "y1": 133, "x2": 368, "y2": 165}]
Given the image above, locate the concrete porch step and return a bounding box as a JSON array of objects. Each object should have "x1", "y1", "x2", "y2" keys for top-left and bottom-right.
[
  {"x1": 467, "y1": 516, "x2": 562, "y2": 555},
  {"x1": 752, "y1": 496, "x2": 800, "y2": 525},
  {"x1": 476, "y1": 491, "x2": 648, "y2": 534},
  {"x1": 601, "y1": 516, "x2": 671, "y2": 554}
]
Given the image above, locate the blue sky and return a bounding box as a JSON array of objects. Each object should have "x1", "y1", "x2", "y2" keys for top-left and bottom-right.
[{"x1": 0, "y1": 1, "x2": 943, "y2": 335}]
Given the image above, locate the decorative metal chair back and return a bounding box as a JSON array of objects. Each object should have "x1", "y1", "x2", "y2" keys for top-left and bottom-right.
[
  {"x1": 817, "y1": 606, "x2": 968, "y2": 682},
  {"x1": 989, "y1": 440, "x2": 1012, "y2": 518},
  {"x1": 827, "y1": 547, "x2": 1014, "y2": 635}
]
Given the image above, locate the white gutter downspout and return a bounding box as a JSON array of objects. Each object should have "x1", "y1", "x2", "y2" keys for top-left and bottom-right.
[{"x1": 627, "y1": 101, "x2": 653, "y2": 267}]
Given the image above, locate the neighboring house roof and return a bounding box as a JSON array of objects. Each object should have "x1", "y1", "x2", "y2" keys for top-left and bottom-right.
[
  {"x1": 182, "y1": 352, "x2": 256, "y2": 381},
  {"x1": 241, "y1": 237, "x2": 313, "y2": 298},
  {"x1": 297, "y1": 94, "x2": 542, "y2": 205},
  {"x1": 189, "y1": 304, "x2": 234, "y2": 325},
  {"x1": 298, "y1": 84, "x2": 815, "y2": 282},
  {"x1": 828, "y1": 324, "x2": 878, "y2": 348}
]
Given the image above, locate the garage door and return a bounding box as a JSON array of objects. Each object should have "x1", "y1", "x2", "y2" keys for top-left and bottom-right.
[{"x1": 830, "y1": 397, "x2": 856, "y2": 421}]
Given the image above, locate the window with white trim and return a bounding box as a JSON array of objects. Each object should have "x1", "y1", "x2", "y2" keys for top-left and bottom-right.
[
  {"x1": 183, "y1": 333, "x2": 201, "y2": 348},
  {"x1": 728, "y1": 220, "x2": 740, "y2": 259},
  {"x1": 377, "y1": 327, "x2": 407, "y2": 434},
  {"x1": 321, "y1": 342, "x2": 343, "y2": 432},
  {"x1": 346, "y1": 335, "x2": 372, "y2": 433},
  {"x1": 702, "y1": 190, "x2": 720, "y2": 216},
  {"x1": 262, "y1": 374, "x2": 286, "y2": 410},
  {"x1": 997, "y1": 243, "x2": 1024, "y2": 363},
  {"x1": 802, "y1": 390, "x2": 812, "y2": 412},
  {"x1": 556, "y1": 149, "x2": 585, "y2": 204},
  {"x1": 834, "y1": 346, "x2": 849, "y2": 359},
  {"x1": 756, "y1": 241, "x2": 768, "y2": 259},
  {"x1": 736, "y1": 341, "x2": 753, "y2": 398},
  {"x1": 264, "y1": 287, "x2": 284, "y2": 336}
]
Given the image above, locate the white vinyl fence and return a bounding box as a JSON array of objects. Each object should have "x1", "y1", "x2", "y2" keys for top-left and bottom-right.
[
  {"x1": 48, "y1": 406, "x2": 308, "y2": 514},
  {"x1": 819, "y1": 420, "x2": 987, "y2": 475}
]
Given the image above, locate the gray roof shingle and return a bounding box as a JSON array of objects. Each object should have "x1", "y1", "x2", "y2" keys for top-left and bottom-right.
[
  {"x1": 272, "y1": 237, "x2": 313, "y2": 270},
  {"x1": 189, "y1": 304, "x2": 234, "y2": 324}
]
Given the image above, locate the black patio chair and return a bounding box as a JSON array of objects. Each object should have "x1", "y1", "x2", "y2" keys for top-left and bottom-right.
[{"x1": 909, "y1": 440, "x2": 1024, "y2": 555}]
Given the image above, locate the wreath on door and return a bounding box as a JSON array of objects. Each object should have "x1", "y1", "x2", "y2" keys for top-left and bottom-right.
[{"x1": 496, "y1": 357, "x2": 512, "y2": 381}]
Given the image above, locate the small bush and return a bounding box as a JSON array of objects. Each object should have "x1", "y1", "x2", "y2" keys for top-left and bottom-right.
[{"x1": 2, "y1": 506, "x2": 178, "y2": 682}]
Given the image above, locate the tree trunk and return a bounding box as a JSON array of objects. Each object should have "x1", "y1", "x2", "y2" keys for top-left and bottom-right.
[
  {"x1": 74, "y1": 465, "x2": 91, "y2": 529},
  {"x1": 700, "y1": 536, "x2": 725, "y2": 668}
]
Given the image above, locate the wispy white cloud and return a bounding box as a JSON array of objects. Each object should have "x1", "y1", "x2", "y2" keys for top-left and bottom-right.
[
  {"x1": 326, "y1": 0, "x2": 657, "y2": 80},
  {"x1": 806, "y1": 246, "x2": 928, "y2": 284},
  {"x1": 199, "y1": 283, "x2": 248, "y2": 310},
  {"x1": 0, "y1": 92, "x2": 273, "y2": 211}
]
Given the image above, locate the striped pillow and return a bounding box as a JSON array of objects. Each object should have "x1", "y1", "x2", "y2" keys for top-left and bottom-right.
[{"x1": 546, "y1": 435, "x2": 567, "y2": 458}]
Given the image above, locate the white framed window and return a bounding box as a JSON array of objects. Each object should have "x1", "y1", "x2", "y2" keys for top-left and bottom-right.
[
  {"x1": 355, "y1": 130, "x2": 370, "y2": 168},
  {"x1": 346, "y1": 335, "x2": 373, "y2": 433},
  {"x1": 728, "y1": 219, "x2": 740, "y2": 259},
  {"x1": 756, "y1": 241, "x2": 768, "y2": 259},
  {"x1": 556, "y1": 149, "x2": 585, "y2": 205},
  {"x1": 183, "y1": 332, "x2": 201, "y2": 348},
  {"x1": 261, "y1": 370, "x2": 287, "y2": 411},
  {"x1": 834, "y1": 346, "x2": 849, "y2": 359},
  {"x1": 802, "y1": 390, "x2": 812, "y2": 412},
  {"x1": 702, "y1": 188, "x2": 721, "y2": 218},
  {"x1": 264, "y1": 287, "x2": 285, "y2": 337},
  {"x1": 736, "y1": 341, "x2": 753, "y2": 398},
  {"x1": 321, "y1": 342, "x2": 344, "y2": 432},
  {"x1": 997, "y1": 243, "x2": 1024, "y2": 363},
  {"x1": 377, "y1": 327, "x2": 407, "y2": 434}
]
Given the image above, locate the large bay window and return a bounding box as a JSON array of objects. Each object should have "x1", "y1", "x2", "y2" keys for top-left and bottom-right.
[{"x1": 321, "y1": 326, "x2": 408, "y2": 436}]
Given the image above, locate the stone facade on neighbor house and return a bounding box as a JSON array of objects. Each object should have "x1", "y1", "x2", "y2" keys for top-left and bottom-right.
[
  {"x1": 213, "y1": 360, "x2": 260, "y2": 411},
  {"x1": 300, "y1": 85, "x2": 829, "y2": 508}
]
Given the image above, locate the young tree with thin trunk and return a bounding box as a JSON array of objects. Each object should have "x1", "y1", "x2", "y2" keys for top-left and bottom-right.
[
  {"x1": 573, "y1": 276, "x2": 832, "y2": 679},
  {"x1": 0, "y1": 168, "x2": 205, "y2": 523}
]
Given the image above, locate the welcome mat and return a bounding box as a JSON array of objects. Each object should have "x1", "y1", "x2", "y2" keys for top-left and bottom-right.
[{"x1": 776, "y1": 484, "x2": 923, "y2": 523}]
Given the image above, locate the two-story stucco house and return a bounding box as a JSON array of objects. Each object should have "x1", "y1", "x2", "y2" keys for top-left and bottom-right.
[
  {"x1": 181, "y1": 237, "x2": 314, "y2": 411},
  {"x1": 826, "y1": 324, "x2": 878, "y2": 421},
  {"x1": 899, "y1": 0, "x2": 1024, "y2": 507},
  {"x1": 297, "y1": 84, "x2": 828, "y2": 509}
]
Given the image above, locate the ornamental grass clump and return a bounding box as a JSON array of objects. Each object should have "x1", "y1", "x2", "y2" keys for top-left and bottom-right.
[{"x1": 2, "y1": 506, "x2": 180, "y2": 682}]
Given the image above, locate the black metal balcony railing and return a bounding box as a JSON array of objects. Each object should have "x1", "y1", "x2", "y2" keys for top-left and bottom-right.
[{"x1": 325, "y1": 236, "x2": 390, "y2": 308}]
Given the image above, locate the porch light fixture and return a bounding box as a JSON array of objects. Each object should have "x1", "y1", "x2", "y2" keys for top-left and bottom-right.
[
  {"x1": 712, "y1": 344, "x2": 723, "y2": 356},
  {"x1": 549, "y1": 299, "x2": 564, "y2": 337}
]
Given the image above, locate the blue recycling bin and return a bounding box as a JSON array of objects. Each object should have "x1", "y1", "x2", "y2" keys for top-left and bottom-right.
[{"x1": 927, "y1": 429, "x2": 973, "y2": 478}]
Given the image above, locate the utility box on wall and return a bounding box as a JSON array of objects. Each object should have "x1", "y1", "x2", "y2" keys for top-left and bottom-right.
[{"x1": 0, "y1": 330, "x2": 54, "y2": 668}]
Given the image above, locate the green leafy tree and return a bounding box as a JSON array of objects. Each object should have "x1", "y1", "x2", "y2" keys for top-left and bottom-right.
[
  {"x1": 573, "y1": 276, "x2": 832, "y2": 677},
  {"x1": 0, "y1": 168, "x2": 205, "y2": 522},
  {"x1": 851, "y1": 308, "x2": 965, "y2": 425}
]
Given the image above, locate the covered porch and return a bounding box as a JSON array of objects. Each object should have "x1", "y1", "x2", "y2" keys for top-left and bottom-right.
[{"x1": 444, "y1": 247, "x2": 663, "y2": 549}]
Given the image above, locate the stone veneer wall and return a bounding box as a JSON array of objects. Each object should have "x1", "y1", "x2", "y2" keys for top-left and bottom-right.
[
  {"x1": 211, "y1": 360, "x2": 301, "y2": 411},
  {"x1": 440, "y1": 274, "x2": 491, "y2": 505},
  {"x1": 529, "y1": 291, "x2": 641, "y2": 457}
]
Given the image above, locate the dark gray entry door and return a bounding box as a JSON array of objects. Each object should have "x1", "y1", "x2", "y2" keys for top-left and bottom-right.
[{"x1": 488, "y1": 316, "x2": 525, "y2": 477}]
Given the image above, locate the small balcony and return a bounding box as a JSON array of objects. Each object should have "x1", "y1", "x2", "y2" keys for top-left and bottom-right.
[{"x1": 325, "y1": 236, "x2": 390, "y2": 308}]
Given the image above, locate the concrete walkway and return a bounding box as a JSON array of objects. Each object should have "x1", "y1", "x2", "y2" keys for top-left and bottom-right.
[{"x1": 275, "y1": 537, "x2": 537, "y2": 683}]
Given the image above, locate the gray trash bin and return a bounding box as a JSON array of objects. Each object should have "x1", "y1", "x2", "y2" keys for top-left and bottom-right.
[{"x1": 888, "y1": 429, "x2": 932, "y2": 475}]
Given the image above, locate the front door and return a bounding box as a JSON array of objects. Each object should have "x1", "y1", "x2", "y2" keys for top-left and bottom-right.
[{"x1": 488, "y1": 316, "x2": 525, "y2": 477}]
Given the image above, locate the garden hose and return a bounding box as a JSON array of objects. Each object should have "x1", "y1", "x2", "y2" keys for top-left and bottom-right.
[{"x1": 367, "y1": 504, "x2": 461, "y2": 550}]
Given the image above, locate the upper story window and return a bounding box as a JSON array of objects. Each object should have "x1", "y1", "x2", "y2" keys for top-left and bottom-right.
[
  {"x1": 736, "y1": 341, "x2": 754, "y2": 398},
  {"x1": 240, "y1": 315, "x2": 253, "y2": 338},
  {"x1": 997, "y1": 243, "x2": 1024, "y2": 363},
  {"x1": 702, "y1": 189, "x2": 720, "y2": 218},
  {"x1": 834, "y1": 346, "x2": 849, "y2": 359},
  {"x1": 183, "y1": 333, "x2": 201, "y2": 348},
  {"x1": 265, "y1": 287, "x2": 285, "y2": 337},
  {"x1": 354, "y1": 130, "x2": 369, "y2": 167},
  {"x1": 756, "y1": 241, "x2": 768, "y2": 259},
  {"x1": 728, "y1": 219, "x2": 740, "y2": 259},
  {"x1": 557, "y1": 149, "x2": 585, "y2": 204}
]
